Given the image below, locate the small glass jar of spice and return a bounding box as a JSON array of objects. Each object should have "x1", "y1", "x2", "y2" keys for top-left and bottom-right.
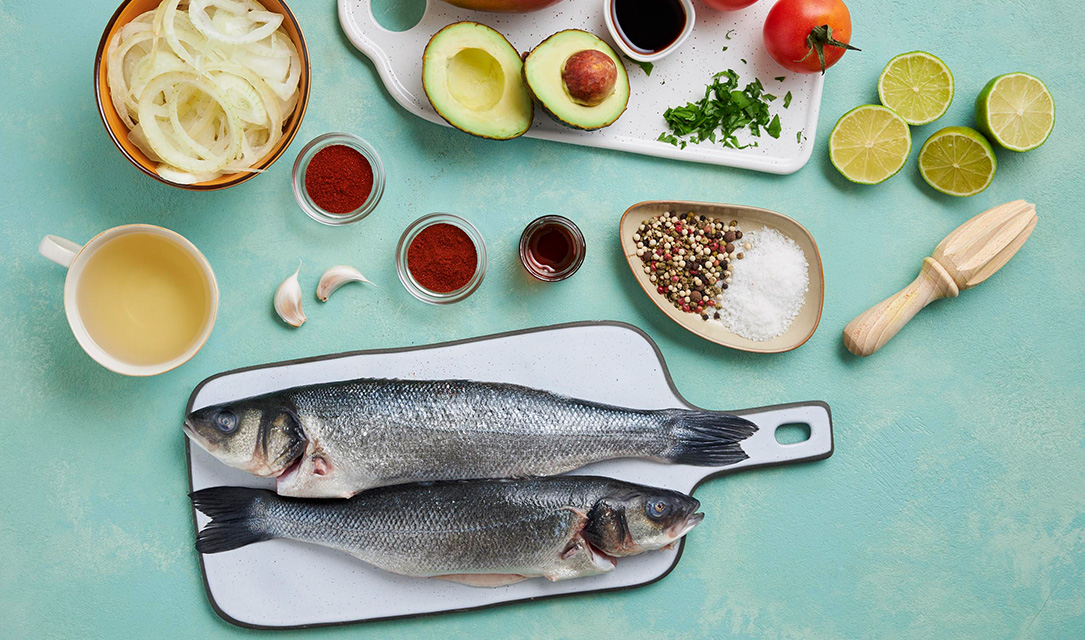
[
  {"x1": 396, "y1": 213, "x2": 488, "y2": 304},
  {"x1": 292, "y1": 132, "x2": 385, "y2": 225}
]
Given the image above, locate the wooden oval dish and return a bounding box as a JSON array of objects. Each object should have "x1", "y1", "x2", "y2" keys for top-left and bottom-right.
[
  {"x1": 619, "y1": 200, "x2": 825, "y2": 354},
  {"x1": 94, "y1": 0, "x2": 311, "y2": 191}
]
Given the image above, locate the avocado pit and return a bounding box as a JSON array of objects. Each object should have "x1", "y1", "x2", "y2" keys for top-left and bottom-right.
[
  {"x1": 562, "y1": 49, "x2": 617, "y2": 107},
  {"x1": 522, "y1": 29, "x2": 630, "y2": 131}
]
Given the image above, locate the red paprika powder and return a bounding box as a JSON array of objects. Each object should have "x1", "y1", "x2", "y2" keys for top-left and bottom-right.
[
  {"x1": 407, "y1": 223, "x2": 478, "y2": 293},
  {"x1": 304, "y1": 144, "x2": 374, "y2": 214}
]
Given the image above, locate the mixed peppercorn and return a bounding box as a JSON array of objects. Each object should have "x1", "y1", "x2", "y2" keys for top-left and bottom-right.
[{"x1": 633, "y1": 211, "x2": 744, "y2": 321}]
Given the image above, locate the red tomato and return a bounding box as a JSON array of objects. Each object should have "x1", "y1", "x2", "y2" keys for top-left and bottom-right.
[
  {"x1": 762, "y1": 0, "x2": 859, "y2": 74},
  {"x1": 702, "y1": 0, "x2": 760, "y2": 10}
]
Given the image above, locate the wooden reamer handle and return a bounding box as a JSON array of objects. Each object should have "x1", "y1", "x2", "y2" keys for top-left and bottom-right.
[{"x1": 842, "y1": 258, "x2": 960, "y2": 357}]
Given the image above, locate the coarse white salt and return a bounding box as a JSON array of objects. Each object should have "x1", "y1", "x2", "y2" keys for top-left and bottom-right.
[{"x1": 716, "y1": 227, "x2": 809, "y2": 341}]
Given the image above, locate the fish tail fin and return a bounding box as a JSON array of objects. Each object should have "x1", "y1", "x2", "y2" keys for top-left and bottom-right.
[
  {"x1": 663, "y1": 410, "x2": 758, "y2": 466},
  {"x1": 190, "y1": 487, "x2": 276, "y2": 554}
]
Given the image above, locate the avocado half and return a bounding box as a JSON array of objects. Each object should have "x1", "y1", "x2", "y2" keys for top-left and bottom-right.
[
  {"x1": 422, "y1": 22, "x2": 534, "y2": 140},
  {"x1": 522, "y1": 30, "x2": 630, "y2": 131}
]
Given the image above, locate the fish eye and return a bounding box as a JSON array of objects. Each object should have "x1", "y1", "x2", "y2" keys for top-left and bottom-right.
[
  {"x1": 647, "y1": 500, "x2": 669, "y2": 519},
  {"x1": 214, "y1": 410, "x2": 238, "y2": 433}
]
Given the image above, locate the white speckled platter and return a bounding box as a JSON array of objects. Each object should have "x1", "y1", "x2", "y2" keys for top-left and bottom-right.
[
  {"x1": 186, "y1": 322, "x2": 833, "y2": 629},
  {"x1": 338, "y1": 0, "x2": 824, "y2": 174}
]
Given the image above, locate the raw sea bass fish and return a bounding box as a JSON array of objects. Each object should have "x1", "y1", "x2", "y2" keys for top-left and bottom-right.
[
  {"x1": 191, "y1": 476, "x2": 704, "y2": 587},
  {"x1": 183, "y1": 378, "x2": 758, "y2": 498}
]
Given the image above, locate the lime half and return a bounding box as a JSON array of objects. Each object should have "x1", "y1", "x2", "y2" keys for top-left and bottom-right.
[
  {"x1": 878, "y1": 51, "x2": 954, "y2": 125},
  {"x1": 829, "y1": 105, "x2": 912, "y2": 184},
  {"x1": 918, "y1": 126, "x2": 996, "y2": 197},
  {"x1": 976, "y1": 72, "x2": 1055, "y2": 152}
]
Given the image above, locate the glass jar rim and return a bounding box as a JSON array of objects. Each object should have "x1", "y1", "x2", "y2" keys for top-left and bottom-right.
[
  {"x1": 292, "y1": 132, "x2": 385, "y2": 226},
  {"x1": 396, "y1": 213, "x2": 488, "y2": 304},
  {"x1": 519, "y1": 215, "x2": 586, "y2": 282}
]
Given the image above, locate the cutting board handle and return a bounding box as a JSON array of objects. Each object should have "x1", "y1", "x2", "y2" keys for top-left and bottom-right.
[
  {"x1": 337, "y1": 0, "x2": 436, "y2": 121},
  {"x1": 338, "y1": 0, "x2": 390, "y2": 65},
  {"x1": 729, "y1": 401, "x2": 833, "y2": 473},
  {"x1": 842, "y1": 257, "x2": 960, "y2": 357}
]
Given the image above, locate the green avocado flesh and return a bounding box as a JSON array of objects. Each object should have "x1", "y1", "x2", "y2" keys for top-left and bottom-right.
[
  {"x1": 422, "y1": 22, "x2": 534, "y2": 140},
  {"x1": 523, "y1": 30, "x2": 630, "y2": 130}
]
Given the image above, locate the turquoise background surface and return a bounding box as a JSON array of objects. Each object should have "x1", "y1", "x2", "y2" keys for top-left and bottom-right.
[{"x1": 1, "y1": 0, "x2": 1082, "y2": 637}]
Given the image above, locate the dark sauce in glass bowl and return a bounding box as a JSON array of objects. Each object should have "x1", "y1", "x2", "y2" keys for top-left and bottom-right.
[
  {"x1": 519, "y1": 216, "x2": 586, "y2": 282},
  {"x1": 612, "y1": 0, "x2": 687, "y2": 55}
]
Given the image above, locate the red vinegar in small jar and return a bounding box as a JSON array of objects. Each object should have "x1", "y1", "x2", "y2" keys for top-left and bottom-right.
[{"x1": 519, "y1": 216, "x2": 586, "y2": 282}]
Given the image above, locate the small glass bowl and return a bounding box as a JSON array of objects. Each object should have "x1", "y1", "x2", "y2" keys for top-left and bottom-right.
[
  {"x1": 396, "y1": 213, "x2": 488, "y2": 305},
  {"x1": 292, "y1": 132, "x2": 385, "y2": 226},
  {"x1": 519, "y1": 215, "x2": 586, "y2": 282}
]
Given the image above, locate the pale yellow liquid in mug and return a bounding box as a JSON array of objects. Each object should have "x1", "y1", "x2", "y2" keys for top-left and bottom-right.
[{"x1": 77, "y1": 233, "x2": 211, "y2": 367}]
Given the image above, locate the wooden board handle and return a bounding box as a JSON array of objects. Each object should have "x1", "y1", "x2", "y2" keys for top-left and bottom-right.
[{"x1": 843, "y1": 258, "x2": 960, "y2": 357}]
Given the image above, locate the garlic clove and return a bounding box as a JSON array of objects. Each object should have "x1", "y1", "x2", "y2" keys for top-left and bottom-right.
[
  {"x1": 275, "y1": 263, "x2": 306, "y2": 328},
  {"x1": 317, "y1": 265, "x2": 374, "y2": 302}
]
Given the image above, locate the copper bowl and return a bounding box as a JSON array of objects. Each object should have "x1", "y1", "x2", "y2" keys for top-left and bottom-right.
[{"x1": 93, "y1": 0, "x2": 311, "y2": 191}]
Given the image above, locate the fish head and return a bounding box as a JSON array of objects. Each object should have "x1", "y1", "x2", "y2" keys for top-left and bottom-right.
[
  {"x1": 584, "y1": 489, "x2": 703, "y2": 557},
  {"x1": 183, "y1": 397, "x2": 307, "y2": 478}
]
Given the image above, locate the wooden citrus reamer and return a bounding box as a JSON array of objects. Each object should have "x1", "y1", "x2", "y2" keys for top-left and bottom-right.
[{"x1": 843, "y1": 200, "x2": 1037, "y2": 357}]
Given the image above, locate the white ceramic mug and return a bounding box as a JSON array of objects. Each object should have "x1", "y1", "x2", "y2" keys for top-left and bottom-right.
[{"x1": 39, "y1": 224, "x2": 219, "y2": 376}]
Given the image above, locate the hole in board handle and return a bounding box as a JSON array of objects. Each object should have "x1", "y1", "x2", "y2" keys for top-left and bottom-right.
[
  {"x1": 371, "y1": 0, "x2": 425, "y2": 32},
  {"x1": 774, "y1": 422, "x2": 811, "y2": 445}
]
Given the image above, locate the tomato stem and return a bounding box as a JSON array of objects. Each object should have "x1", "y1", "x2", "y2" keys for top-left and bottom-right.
[{"x1": 795, "y1": 25, "x2": 860, "y2": 74}]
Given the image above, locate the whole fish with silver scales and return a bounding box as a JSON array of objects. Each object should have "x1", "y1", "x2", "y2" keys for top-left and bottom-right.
[
  {"x1": 191, "y1": 475, "x2": 704, "y2": 587},
  {"x1": 183, "y1": 377, "x2": 758, "y2": 498}
]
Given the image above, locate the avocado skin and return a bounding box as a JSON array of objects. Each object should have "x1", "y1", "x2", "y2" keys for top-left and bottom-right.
[
  {"x1": 422, "y1": 22, "x2": 534, "y2": 141},
  {"x1": 522, "y1": 30, "x2": 629, "y2": 131}
]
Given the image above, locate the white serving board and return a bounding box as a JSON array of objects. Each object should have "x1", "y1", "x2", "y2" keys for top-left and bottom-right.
[
  {"x1": 338, "y1": 0, "x2": 823, "y2": 174},
  {"x1": 187, "y1": 322, "x2": 832, "y2": 629}
]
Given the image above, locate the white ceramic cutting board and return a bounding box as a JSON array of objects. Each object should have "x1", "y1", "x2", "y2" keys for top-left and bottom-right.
[
  {"x1": 338, "y1": 0, "x2": 824, "y2": 174},
  {"x1": 186, "y1": 322, "x2": 832, "y2": 628}
]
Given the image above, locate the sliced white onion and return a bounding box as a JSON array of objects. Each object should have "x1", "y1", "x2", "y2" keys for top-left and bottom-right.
[
  {"x1": 105, "y1": 0, "x2": 300, "y2": 182},
  {"x1": 189, "y1": 0, "x2": 283, "y2": 45},
  {"x1": 138, "y1": 71, "x2": 242, "y2": 173},
  {"x1": 155, "y1": 164, "x2": 221, "y2": 184}
]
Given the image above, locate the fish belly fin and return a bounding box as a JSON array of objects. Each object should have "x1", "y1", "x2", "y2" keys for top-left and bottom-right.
[
  {"x1": 432, "y1": 573, "x2": 530, "y2": 588},
  {"x1": 663, "y1": 410, "x2": 758, "y2": 466},
  {"x1": 546, "y1": 555, "x2": 616, "y2": 582},
  {"x1": 190, "y1": 487, "x2": 276, "y2": 554}
]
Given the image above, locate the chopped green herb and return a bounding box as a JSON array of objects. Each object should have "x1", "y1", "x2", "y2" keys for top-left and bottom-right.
[
  {"x1": 658, "y1": 69, "x2": 784, "y2": 150},
  {"x1": 722, "y1": 46, "x2": 728, "y2": 52},
  {"x1": 740, "y1": 58, "x2": 747, "y2": 64},
  {"x1": 767, "y1": 114, "x2": 782, "y2": 138},
  {"x1": 796, "y1": 130, "x2": 804, "y2": 143},
  {"x1": 624, "y1": 55, "x2": 653, "y2": 76},
  {"x1": 658, "y1": 132, "x2": 681, "y2": 148},
  {"x1": 775, "y1": 76, "x2": 786, "y2": 82},
  {"x1": 726, "y1": 30, "x2": 736, "y2": 40},
  {"x1": 783, "y1": 91, "x2": 793, "y2": 108},
  {"x1": 764, "y1": 93, "x2": 777, "y2": 101}
]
